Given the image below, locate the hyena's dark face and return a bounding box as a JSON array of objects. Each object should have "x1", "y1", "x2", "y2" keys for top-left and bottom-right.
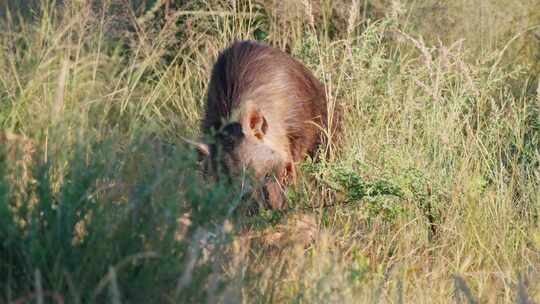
[
  {"x1": 203, "y1": 122, "x2": 245, "y2": 178},
  {"x1": 189, "y1": 118, "x2": 293, "y2": 211}
]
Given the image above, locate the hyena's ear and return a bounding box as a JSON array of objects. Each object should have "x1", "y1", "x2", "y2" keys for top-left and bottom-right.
[
  {"x1": 284, "y1": 161, "x2": 296, "y2": 184},
  {"x1": 248, "y1": 109, "x2": 268, "y2": 140},
  {"x1": 180, "y1": 136, "x2": 210, "y2": 157}
]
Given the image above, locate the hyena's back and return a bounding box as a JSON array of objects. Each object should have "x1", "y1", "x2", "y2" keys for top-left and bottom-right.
[{"x1": 202, "y1": 40, "x2": 328, "y2": 163}]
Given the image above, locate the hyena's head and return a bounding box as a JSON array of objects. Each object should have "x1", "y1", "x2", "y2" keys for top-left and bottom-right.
[{"x1": 186, "y1": 109, "x2": 294, "y2": 211}]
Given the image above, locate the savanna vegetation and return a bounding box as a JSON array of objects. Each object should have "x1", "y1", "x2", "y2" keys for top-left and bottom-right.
[{"x1": 1, "y1": 0, "x2": 540, "y2": 302}]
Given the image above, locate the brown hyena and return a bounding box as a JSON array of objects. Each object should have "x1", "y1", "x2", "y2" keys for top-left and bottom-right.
[{"x1": 187, "y1": 40, "x2": 337, "y2": 211}]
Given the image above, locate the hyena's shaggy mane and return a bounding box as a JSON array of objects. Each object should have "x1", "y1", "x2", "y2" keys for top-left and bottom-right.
[{"x1": 202, "y1": 40, "x2": 332, "y2": 162}]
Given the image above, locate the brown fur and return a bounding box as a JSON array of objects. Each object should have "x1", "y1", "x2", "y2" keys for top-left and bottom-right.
[{"x1": 200, "y1": 40, "x2": 334, "y2": 210}]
